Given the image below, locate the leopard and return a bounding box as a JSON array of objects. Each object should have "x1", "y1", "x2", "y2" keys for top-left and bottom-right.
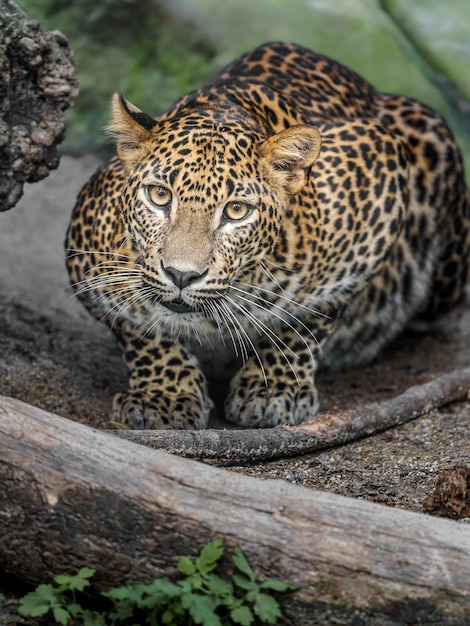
[{"x1": 65, "y1": 41, "x2": 470, "y2": 430}]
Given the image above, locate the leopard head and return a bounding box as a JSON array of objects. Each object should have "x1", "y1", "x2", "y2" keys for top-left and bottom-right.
[{"x1": 107, "y1": 93, "x2": 321, "y2": 318}]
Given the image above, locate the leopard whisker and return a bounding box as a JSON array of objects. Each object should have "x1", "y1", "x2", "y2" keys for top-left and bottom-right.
[
  {"x1": 70, "y1": 258, "x2": 141, "y2": 291},
  {"x1": 201, "y1": 300, "x2": 229, "y2": 352},
  {"x1": 224, "y1": 293, "x2": 300, "y2": 384},
  {"x1": 239, "y1": 274, "x2": 329, "y2": 320},
  {"x1": 97, "y1": 284, "x2": 145, "y2": 328},
  {"x1": 142, "y1": 312, "x2": 165, "y2": 339},
  {"x1": 71, "y1": 274, "x2": 141, "y2": 298},
  {"x1": 230, "y1": 284, "x2": 320, "y2": 352},
  {"x1": 79, "y1": 271, "x2": 146, "y2": 327},
  {"x1": 262, "y1": 259, "x2": 298, "y2": 274},
  {"x1": 210, "y1": 298, "x2": 250, "y2": 363},
  {"x1": 229, "y1": 286, "x2": 315, "y2": 367},
  {"x1": 219, "y1": 298, "x2": 265, "y2": 381},
  {"x1": 257, "y1": 262, "x2": 288, "y2": 300},
  {"x1": 65, "y1": 247, "x2": 133, "y2": 261},
  {"x1": 189, "y1": 318, "x2": 204, "y2": 346}
]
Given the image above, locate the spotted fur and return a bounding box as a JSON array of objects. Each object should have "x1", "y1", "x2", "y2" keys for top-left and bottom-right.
[{"x1": 65, "y1": 42, "x2": 470, "y2": 429}]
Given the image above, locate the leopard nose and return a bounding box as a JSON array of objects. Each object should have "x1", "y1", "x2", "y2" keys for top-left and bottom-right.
[{"x1": 162, "y1": 264, "x2": 208, "y2": 289}]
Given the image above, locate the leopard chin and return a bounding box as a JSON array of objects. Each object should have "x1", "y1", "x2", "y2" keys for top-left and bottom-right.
[{"x1": 160, "y1": 298, "x2": 196, "y2": 314}]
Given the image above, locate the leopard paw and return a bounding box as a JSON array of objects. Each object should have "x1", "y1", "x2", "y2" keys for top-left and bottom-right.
[
  {"x1": 112, "y1": 390, "x2": 213, "y2": 430},
  {"x1": 225, "y1": 375, "x2": 319, "y2": 428}
]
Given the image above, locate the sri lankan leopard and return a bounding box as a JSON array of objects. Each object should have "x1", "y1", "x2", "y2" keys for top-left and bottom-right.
[{"x1": 65, "y1": 41, "x2": 470, "y2": 430}]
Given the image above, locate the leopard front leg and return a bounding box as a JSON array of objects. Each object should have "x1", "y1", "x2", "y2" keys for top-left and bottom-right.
[
  {"x1": 224, "y1": 331, "x2": 320, "y2": 428},
  {"x1": 112, "y1": 323, "x2": 213, "y2": 429}
]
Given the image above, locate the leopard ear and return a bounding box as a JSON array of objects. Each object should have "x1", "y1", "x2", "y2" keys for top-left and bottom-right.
[
  {"x1": 258, "y1": 125, "x2": 321, "y2": 195},
  {"x1": 106, "y1": 92, "x2": 156, "y2": 168}
]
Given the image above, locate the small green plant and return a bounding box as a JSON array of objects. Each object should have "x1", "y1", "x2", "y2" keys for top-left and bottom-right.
[
  {"x1": 17, "y1": 539, "x2": 297, "y2": 626},
  {"x1": 18, "y1": 567, "x2": 104, "y2": 625}
]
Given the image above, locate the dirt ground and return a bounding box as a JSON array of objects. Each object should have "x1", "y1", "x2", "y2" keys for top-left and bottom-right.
[{"x1": 1, "y1": 154, "x2": 469, "y2": 519}]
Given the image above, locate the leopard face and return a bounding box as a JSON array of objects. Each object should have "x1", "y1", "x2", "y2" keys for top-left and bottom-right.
[
  {"x1": 102, "y1": 97, "x2": 322, "y2": 338},
  {"x1": 66, "y1": 42, "x2": 470, "y2": 430}
]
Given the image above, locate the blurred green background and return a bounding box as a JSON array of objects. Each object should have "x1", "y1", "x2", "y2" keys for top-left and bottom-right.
[{"x1": 16, "y1": 0, "x2": 470, "y2": 176}]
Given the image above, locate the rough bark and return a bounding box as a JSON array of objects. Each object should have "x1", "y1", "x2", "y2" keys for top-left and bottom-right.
[
  {"x1": 114, "y1": 366, "x2": 470, "y2": 463},
  {"x1": 0, "y1": 0, "x2": 78, "y2": 211},
  {"x1": 0, "y1": 395, "x2": 469, "y2": 625}
]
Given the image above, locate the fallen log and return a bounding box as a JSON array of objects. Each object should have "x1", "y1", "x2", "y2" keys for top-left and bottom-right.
[
  {"x1": 0, "y1": 395, "x2": 469, "y2": 625},
  {"x1": 114, "y1": 366, "x2": 470, "y2": 463}
]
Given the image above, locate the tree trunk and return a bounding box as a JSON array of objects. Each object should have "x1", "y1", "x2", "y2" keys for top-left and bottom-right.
[{"x1": 0, "y1": 395, "x2": 469, "y2": 624}]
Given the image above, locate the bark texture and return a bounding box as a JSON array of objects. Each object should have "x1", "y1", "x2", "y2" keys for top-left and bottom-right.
[
  {"x1": 0, "y1": 395, "x2": 469, "y2": 625},
  {"x1": 0, "y1": 0, "x2": 78, "y2": 211}
]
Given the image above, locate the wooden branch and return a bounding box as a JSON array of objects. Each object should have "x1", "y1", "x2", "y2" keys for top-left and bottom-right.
[
  {"x1": 0, "y1": 395, "x2": 469, "y2": 625},
  {"x1": 114, "y1": 366, "x2": 470, "y2": 463}
]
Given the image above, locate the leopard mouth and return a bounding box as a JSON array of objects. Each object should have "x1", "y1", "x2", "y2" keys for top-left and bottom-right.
[{"x1": 160, "y1": 298, "x2": 196, "y2": 314}]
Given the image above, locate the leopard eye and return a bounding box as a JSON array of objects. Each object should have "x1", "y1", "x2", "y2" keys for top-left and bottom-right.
[
  {"x1": 146, "y1": 185, "x2": 172, "y2": 208},
  {"x1": 222, "y1": 201, "x2": 253, "y2": 222}
]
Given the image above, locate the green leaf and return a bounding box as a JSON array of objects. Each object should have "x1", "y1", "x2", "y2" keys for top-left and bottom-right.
[
  {"x1": 178, "y1": 555, "x2": 196, "y2": 576},
  {"x1": 232, "y1": 574, "x2": 258, "y2": 592},
  {"x1": 55, "y1": 571, "x2": 93, "y2": 592},
  {"x1": 53, "y1": 606, "x2": 71, "y2": 625},
  {"x1": 18, "y1": 585, "x2": 58, "y2": 617},
  {"x1": 53, "y1": 574, "x2": 73, "y2": 586},
  {"x1": 14, "y1": 549, "x2": 294, "y2": 626},
  {"x1": 103, "y1": 585, "x2": 137, "y2": 600},
  {"x1": 232, "y1": 548, "x2": 256, "y2": 582},
  {"x1": 260, "y1": 578, "x2": 299, "y2": 593},
  {"x1": 146, "y1": 578, "x2": 183, "y2": 599},
  {"x1": 185, "y1": 572, "x2": 203, "y2": 589},
  {"x1": 82, "y1": 609, "x2": 108, "y2": 626},
  {"x1": 181, "y1": 592, "x2": 221, "y2": 626},
  {"x1": 254, "y1": 593, "x2": 281, "y2": 624},
  {"x1": 204, "y1": 573, "x2": 233, "y2": 597},
  {"x1": 67, "y1": 602, "x2": 84, "y2": 616},
  {"x1": 108, "y1": 603, "x2": 135, "y2": 623},
  {"x1": 69, "y1": 577, "x2": 90, "y2": 592},
  {"x1": 230, "y1": 605, "x2": 254, "y2": 625},
  {"x1": 138, "y1": 587, "x2": 181, "y2": 610},
  {"x1": 18, "y1": 601, "x2": 52, "y2": 618},
  {"x1": 177, "y1": 579, "x2": 193, "y2": 594},
  {"x1": 245, "y1": 590, "x2": 259, "y2": 604},
  {"x1": 170, "y1": 599, "x2": 187, "y2": 616},
  {"x1": 78, "y1": 567, "x2": 96, "y2": 579},
  {"x1": 162, "y1": 608, "x2": 176, "y2": 624},
  {"x1": 32, "y1": 583, "x2": 58, "y2": 602},
  {"x1": 104, "y1": 581, "x2": 148, "y2": 604},
  {"x1": 195, "y1": 538, "x2": 224, "y2": 574}
]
